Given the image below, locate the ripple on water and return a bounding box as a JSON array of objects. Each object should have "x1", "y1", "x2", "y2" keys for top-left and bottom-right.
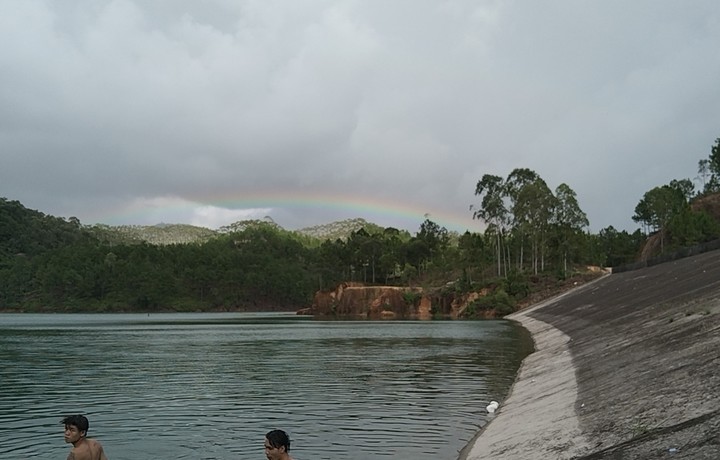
[{"x1": 0, "y1": 313, "x2": 530, "y2": 460}]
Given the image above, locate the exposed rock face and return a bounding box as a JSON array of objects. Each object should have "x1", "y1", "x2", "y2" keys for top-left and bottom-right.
[
  {"x1": 310, "y1": 283, "x2": 429, "y2": 319},
  {"x1": 309, "y1": 283, "x2": 495, "y2": 319},
  {"x1": 308, "y1": 272, "x2": 607, "y2": 319}
]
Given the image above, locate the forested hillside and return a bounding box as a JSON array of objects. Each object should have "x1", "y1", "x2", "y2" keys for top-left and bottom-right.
[
  {"x1": 2, "y1": 138, "x2": 719, "y2": 314},
  {"x1": 0, "y1": 198, "x2": 93, "y2": 258},
  {"x1": 0, "y1": 195, "x2": 628, "y2": 314}
]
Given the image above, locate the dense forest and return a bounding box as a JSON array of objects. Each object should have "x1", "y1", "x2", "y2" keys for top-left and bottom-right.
[{"x1": 1, "y1": 138, "x2": 719, "y2": 315}]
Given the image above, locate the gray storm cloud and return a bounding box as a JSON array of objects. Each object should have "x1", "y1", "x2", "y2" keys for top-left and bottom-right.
[{"x1": 1, "y1": 0, "x2": 718, "y2": 232}]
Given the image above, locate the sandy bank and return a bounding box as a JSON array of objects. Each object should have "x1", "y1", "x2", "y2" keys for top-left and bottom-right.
[{"x1": 461, "y1": 250, "x2": 720, "y2": 459}]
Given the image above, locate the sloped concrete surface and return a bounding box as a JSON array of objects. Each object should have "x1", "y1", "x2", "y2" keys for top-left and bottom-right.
[{"x1": 462, "y1": 250, "x2": 720, "y2": 459}]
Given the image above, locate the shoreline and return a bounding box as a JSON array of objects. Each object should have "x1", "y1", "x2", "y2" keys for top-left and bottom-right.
[
  {"x1": 459, "y1": 250, "x2": 720, "y2": 459},
  {"x1": 458, "y1": 281, "x2": 601, "y2": 460}
]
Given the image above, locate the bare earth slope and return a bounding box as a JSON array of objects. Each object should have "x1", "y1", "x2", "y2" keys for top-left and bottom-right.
[{"x1": 463, "y1": 249, "x2": 720, "y2": 459}]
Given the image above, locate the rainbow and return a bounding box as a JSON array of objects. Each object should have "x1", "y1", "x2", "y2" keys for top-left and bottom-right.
[{"x1": 95, "y1": 190, "x2": 482, "y2": 233}]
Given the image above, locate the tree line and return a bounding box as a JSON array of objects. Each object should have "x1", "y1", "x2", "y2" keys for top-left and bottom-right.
[
  {"x1": 631, "y1": 138, "x2": 720, "y2": 252},
  {"x1": 1, "y1": 138, "x2": 718, "y2": 313}
]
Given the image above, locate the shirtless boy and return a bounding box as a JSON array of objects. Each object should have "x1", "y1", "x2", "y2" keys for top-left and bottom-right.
[{"x1": 61, "y1": 414, "x2": 108, "y2": 460}]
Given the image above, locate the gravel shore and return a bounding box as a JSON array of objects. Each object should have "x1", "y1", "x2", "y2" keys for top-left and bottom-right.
[{"x1": 460, "y1": 249, "x2": 720, "y2": 459}]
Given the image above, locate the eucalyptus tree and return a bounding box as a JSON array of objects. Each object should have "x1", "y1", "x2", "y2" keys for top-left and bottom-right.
[
  {"x1": 504, "y1": 168, "x2": 541, "y2": 270},
  {"x1": 471, "y1": 174, "x2": 509, "y2": 276},
  {"x1": 511, "y1": 175, "x2": 556, "y2": 274},
  {"x1": 552, "y1": 183, "x2": 589, "y2": 274}
]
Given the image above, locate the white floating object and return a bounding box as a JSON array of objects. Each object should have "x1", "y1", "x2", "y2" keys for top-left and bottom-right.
[{"x1": 486, "y1": 401, "x2": 499, "y2": 413}]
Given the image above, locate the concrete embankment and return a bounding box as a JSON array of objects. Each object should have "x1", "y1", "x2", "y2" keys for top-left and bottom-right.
[{"x1": 461, "y1": 249, "x2": 720, "y2": 459}]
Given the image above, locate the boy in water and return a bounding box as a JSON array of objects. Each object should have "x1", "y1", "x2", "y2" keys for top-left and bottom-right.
[
  {"x1": 61, "y1": 414, "x2": 108, "y2": 460},
  {"x1": 264, "y1": 429, "x2": 293, "y2": 460}
]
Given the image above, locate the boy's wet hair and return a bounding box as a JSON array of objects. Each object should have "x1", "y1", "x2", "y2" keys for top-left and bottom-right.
[
  {"x1": 61, "y1": 414, "x2": 89, "y2": 434},
  {"x1": 266, "y1": 429, "x2": 291, "y2": 451}
]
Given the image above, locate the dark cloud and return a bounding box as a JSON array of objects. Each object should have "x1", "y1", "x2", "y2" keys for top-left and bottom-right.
[{"x1": 1, "y1": 0, "x2": 718, "y2": 233}]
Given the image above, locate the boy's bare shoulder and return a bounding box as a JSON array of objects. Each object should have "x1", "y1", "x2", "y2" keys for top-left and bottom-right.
[{"x1": 69, "y1": 439, "x2": 108, "y2": 460}]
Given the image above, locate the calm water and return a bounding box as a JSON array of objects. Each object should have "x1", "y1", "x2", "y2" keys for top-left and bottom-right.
[{"x1": 0, "y1": 313, "x2": 531, "y2": 460}]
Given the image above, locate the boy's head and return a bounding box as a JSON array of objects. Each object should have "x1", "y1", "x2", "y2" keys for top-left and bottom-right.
[
  {"x1": 264, "y1": 429, "x2": 290, "y2": 459},
  {"x1": 62, "y1": 414, "x2": 89, "y2": 433},
  {"x1": 62, "y1": 414, "x2": 89, "y2": 443}
]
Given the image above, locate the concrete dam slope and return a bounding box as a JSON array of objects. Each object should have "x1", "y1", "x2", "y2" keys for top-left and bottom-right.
[{"x1": 462, "y1": 249, "x2": 720, "y2": 460}]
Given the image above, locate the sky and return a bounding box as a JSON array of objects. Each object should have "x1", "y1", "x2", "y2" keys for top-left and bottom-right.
[{"x1": 2, "y1": 0, "x2": 719, "y2": 235}]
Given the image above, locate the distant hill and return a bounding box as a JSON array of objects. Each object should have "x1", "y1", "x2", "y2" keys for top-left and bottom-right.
[
  {"x1": 89, "y1": 223, "x2": 219, "y2": 245},
  {"x1": 295, "y1": 218, "x2": 397, "y2": 241},
  {"x1": 85, "y1": 217, "x2": 397, "y2": 246},
  {"x1": 1, "y1": 196, "x2": 420, "y2": 247},
  {"x1": 217, "y1": 217, "x2": 281, "y2": 234}
]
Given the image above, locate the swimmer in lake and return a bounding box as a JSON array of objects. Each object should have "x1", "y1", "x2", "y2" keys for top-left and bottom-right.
[
  {"x1": 61, "y1": 414, "x2": 108, "y2": 460},
  {"x1": 264, "y1": 429, "x2": 293, "y2": 460}
]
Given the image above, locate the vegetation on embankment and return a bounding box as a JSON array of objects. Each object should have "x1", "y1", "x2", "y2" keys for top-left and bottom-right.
[
  {"x1": 0, "y1": 195, "x2": 605, "y2": 314},
  {"x1": 1, "y1": 137, "x2": 719, "y2": 314}
]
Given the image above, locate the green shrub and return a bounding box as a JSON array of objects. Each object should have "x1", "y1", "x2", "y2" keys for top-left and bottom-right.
[
  {"x1": 493, "y1": 288, "x2": 515, "y2": 316},
  {"x1": 402, "y1": 291, "x2": 422, "y2": 306},
  {"x1": 464, "y1": 287, "x2": 516, "y2": 317},
  {"x1": 502, "y1": 270, "x2": 530, "y2": 299},
  {"x1": 464, "y1": 302, "x2": 477, "y2": 316}
]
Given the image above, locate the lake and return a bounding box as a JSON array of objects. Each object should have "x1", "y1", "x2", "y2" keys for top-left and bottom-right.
[{"x1": 0, "y1": 313, "x2": 532, "y2": 459}]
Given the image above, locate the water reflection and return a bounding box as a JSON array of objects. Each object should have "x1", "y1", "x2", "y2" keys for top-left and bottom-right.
[{"x1": 0, "y1": 313, "x2": 531, "y2": 460}]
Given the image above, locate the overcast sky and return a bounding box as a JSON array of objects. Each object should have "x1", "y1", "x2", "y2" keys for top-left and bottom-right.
[{"x1": 2, "y1": 0, "x2": 719, "y2": 234}]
